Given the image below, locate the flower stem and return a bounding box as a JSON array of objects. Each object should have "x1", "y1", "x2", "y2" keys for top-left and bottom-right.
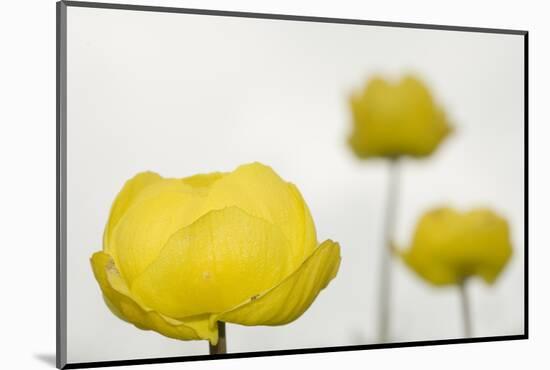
[
  {"x1": 209, "y1": 322, "x2": 227, "y2": 355},
  {"x1": 459, "y1": 281, "x2": 472, "y2": 338},
  {"x1": 377, "y1": 158, "x2": 400, "y2": 342}
]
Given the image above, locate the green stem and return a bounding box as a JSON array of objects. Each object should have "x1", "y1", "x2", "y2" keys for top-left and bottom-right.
[
  {"x1": 459, "y1": 281, "x2": 472, "y2": 338},
  {"x1": 209, "y1": 322, "x2": 227, "y2": 354},
  {"x1": 377, "y1": 158, "x2": 400, "y2": 342}
]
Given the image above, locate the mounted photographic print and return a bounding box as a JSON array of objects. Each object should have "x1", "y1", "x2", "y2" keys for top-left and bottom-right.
[{"x1": 56, "y1": 1, "x2": 528, "y2": 368}]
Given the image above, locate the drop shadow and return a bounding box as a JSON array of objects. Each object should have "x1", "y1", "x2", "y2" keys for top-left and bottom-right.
[{"x1": 34, "y1": 353, "x2": 56, "y2": 367}]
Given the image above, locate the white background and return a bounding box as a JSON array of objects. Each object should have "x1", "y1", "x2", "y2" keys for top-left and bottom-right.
[
  {"x1": 0, "y1": 0, "x2": 546, "y2": 370},
  {"x1": 64, "y1": 4, "x2": 524, "y2": 364}
]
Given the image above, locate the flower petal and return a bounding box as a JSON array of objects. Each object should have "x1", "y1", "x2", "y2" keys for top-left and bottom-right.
[
  {"x1": 180, "y1": 172, "x2": 225, "y2": 193},
  {"x1": 401, "y1": 207, "x2": 513, "y2": 285},
  {"x1": 90, "y1": 251, "x2": 217, "y2": 343},
  {"x1": 214, "y1": 239, "x2": 341, "y2": 326},
  {"x1": 287, "y1": 183, "x2": 318, "y2": 264},
  {"x1": 401, "y1": 249, "x2": 459, "y2": 285},
  {"x1": 111, "y1": 180, "x2": 206, "y2": 283},
  {"x1": 130, "y1": 206, "x2": 295, "y2": 319},
  {"x1": 462, "y1": 209, "x2": 513, "y2": 283},
  {"x1": 203, "y1": 162, "x2": 317, "y2": 268},
  {"x1": 103, "y1": 172, "x2": 162, "y2": 255},
  {"x1": 348, "y1": 75, "x2": 452, "y2": 158}
]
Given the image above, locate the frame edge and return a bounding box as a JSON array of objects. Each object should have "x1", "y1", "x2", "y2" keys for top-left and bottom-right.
[
  {"x1": 62, "y1": 0, "x2": 527, "y2": 35},
  {"x1": 57, "y1": 1, "x2": 68, "y2": 369}
]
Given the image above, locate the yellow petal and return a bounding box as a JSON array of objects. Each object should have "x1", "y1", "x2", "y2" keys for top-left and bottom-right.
[
  {"x1": 461, "y1": 209, "x2": 513, "y2": 283},
  {"x1": 401, "y1": 249, "x2": 459, "y2": 285},
  {"x1": 90, "y1": 251, "x2": 217, "y2": 343},
  {"x1": 204, "y1": 162, "x2": 317, "y2": 268},
  {"x1": 103, "y1": 172, "x2": 162, "y2": 256},
  {"x1": 215, "y1": 239, "x2": 341, "y2": 326},
  {"x1": 348, "y1": 75, "x2": 452, "y2": 159},
  {"x1": 287, "y1": 183, "x2": 318, "y2": 263},
  {"x1": 111, "y1": 179, "x2": 206, "y2": 283},
  {"x1": 130, "y1": 206, "x2": 295, "y2": 319},
  {"x1": 180, "y1": 172, "x2": 225, "y2": 193},
  {"x1": 401, "y1": 207, "x2": 513, "y2": 286}
]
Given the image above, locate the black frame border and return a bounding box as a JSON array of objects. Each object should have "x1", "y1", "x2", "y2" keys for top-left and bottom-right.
[{"x1": 56, "y1": 1, "x2": 529, "y2": 369}]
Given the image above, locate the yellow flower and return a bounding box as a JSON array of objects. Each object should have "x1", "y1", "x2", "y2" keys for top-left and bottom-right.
[
  {"x1": 400, "y1": 207, "x2": 512, "y2": 286},
  {"x1": 348, "y1": 75, "x2": 453, "y2": 159},
  {"x1": 90, "y1": 162, "x2": 341, "y2": 345}
]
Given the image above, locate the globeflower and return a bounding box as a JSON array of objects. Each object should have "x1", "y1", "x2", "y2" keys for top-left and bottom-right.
[
  {"x1": 348, "y1": 75, "x2": 453, "y2": 159},
  {"x1": 399, "y1": 207, "x2": 513, "y2": 286},
  {"x1": 347, "y1": 74, "x2": 454, "y2": 341},
  {"x1": 90, "y1": 162, "x2": 341, "y2": 347}
]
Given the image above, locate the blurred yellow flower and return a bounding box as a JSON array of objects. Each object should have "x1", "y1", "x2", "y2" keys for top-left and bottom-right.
[
  {"x1": 91, "y1": 162, "x2": 341, "y2": 345},
  {"x1": 400, "y1": 207, "x2": 512, "y2": 286},
  {"x1": 348, "y1": 75, "x2": 453, "y2": 159}
]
